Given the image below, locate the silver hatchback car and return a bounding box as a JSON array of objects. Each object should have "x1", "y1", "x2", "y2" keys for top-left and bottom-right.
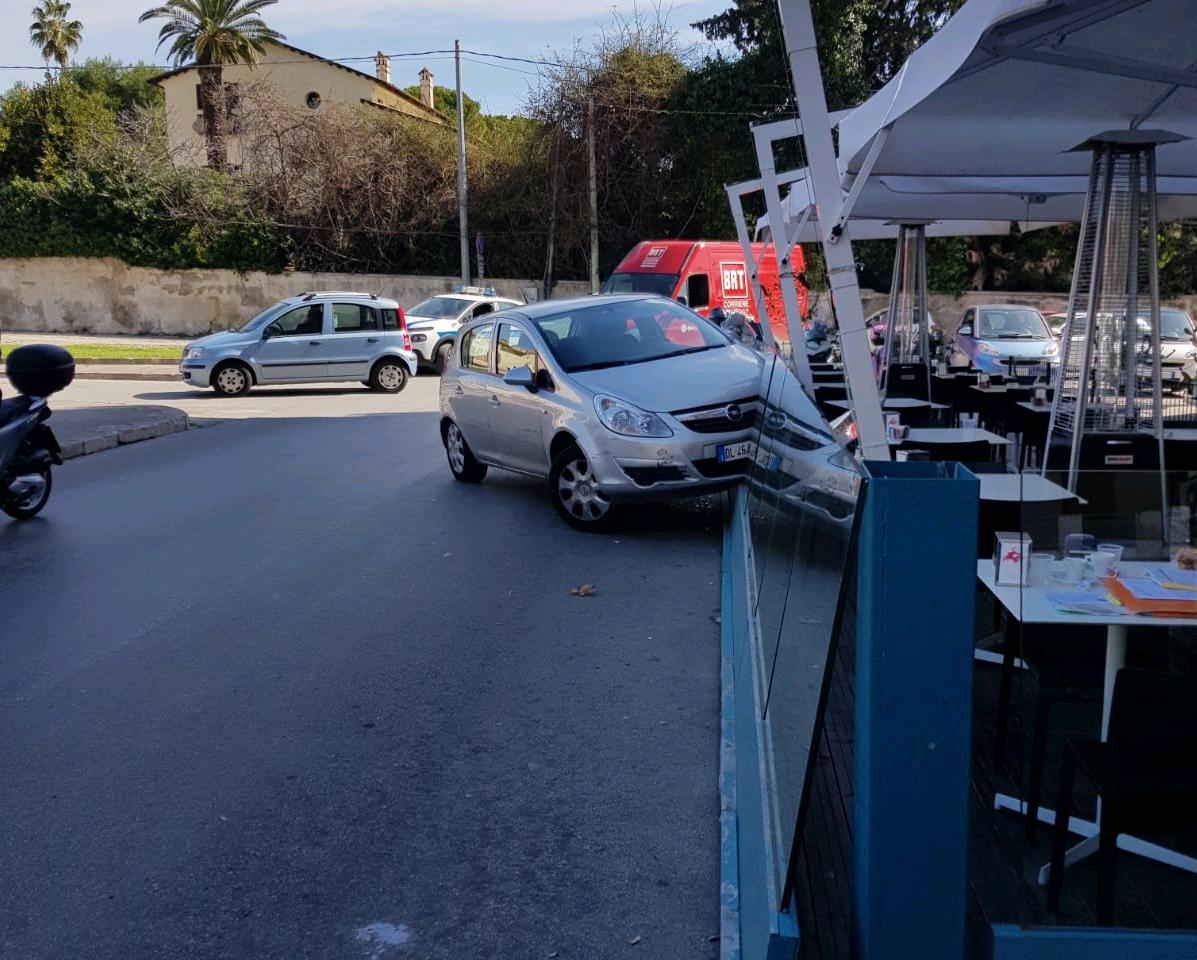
[
  {"x1": 439, "y1": 294, "x2": 764, "y2": 530},
  {"x1": 180, "y1": 292, "x2": 418, "y2": 396}
]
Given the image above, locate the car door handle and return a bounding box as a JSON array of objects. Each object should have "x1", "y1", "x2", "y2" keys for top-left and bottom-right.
[
  {"x1": 366, "y1": 337, "x2": 380, "y2": 343},
  {"x1": 308, "y1": 340, "x2": 322, "y2": 346}
]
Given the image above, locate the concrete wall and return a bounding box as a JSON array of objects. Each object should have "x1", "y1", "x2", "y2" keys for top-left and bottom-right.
[{"x1": 0, "y1": 258, "x2": 591, "y2": 337}]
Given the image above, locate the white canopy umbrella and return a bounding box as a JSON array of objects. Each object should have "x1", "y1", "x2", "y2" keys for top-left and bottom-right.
[{"x1": 837, "y1": 0, "x2": 1197, "y2": 190}]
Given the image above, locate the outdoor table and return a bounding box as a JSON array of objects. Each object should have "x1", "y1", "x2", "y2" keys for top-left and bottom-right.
[
  {"x1": 826, "y1": 397, "x2": 948, "y2": 412},
  {"x1": 975, "y1": 473, "x2": 1076, "y2": 502},
  {"x1": 976, "y1": 560, "x2": 1197, "y2": 882},
  {"x1": 895, "y1": 427, "x2": 1010, "y2": 447}
]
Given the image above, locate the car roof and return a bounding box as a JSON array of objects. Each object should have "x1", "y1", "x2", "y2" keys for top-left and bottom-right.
[
  {"x1": 280, "y1": 291, "x2": 399, "y2": 308},
  {"x1": 505, "y1": 293, "x2": 657, "y2": 321},
  {"x1": 413, "y1": 293, "x2": 520, "y2": 305}
]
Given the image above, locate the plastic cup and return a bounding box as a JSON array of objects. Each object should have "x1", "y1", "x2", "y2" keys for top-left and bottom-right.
[
  {"x1": 1054, "y1": 557, "x2": 1085, "y2": 585},
  {"x1": 1090, "y1": 552, "x2": 1116, "y2": 578},
  {"x1": 1029, "y1": 552, "x2": 1055, "y2": 587}
]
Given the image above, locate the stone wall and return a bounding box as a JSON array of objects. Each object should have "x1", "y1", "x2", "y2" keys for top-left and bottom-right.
[
  {"x1": 0, "y1": 257, "x2": 591, "y2": 337},
  {"x1": 1, "y1": 257, "x2": 1192, "y2": 338}
]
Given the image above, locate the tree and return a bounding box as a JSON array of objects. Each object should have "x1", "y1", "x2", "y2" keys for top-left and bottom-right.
[
  {"x1": 29, "y1": 0, "x2": 83, "y2": 79},
  {"x1": 138, "y1": 0, "x2": 284, "y2": 170}
]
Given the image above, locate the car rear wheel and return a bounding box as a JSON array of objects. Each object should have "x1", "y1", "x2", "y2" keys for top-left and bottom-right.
[
  {"x1": 369, "y1": 358, "x2": 408, "y2": 393},
  {"x1": 445, "y1": 422, "x2": 487, "y2": 482},
  {"x1": 212, "y1": 362, "x2": 252, "y2": 396},
  {"x1": 549, "y1": 445, "x2": 615, "y2": 532},
  {"x1": 433, "y1": 341, "x2": 454, "y2": 375}
]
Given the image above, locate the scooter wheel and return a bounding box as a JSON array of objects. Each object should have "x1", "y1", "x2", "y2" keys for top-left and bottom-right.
[{"x1": 3, "y1": 466, "x2": 52, "y2": 520}]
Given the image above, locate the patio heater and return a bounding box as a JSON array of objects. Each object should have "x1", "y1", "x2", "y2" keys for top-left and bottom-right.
[
  {"x1": 878, "y1": 223, "x2": 932, "y2": 400},
  {"x1": 1043, "y1": 132, "x2": 1176, "y2": 511}
]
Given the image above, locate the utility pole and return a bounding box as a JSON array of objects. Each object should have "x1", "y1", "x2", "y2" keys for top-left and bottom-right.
[
  {"x1": 543, "y1": 123, "x2": 560, "y2": 302},
  {"x1": 454, "y1": 39, "x2": 469, "y2": 286},
  {"x1": 587, "y1": 96, "x2": 599, "y2": 293}
]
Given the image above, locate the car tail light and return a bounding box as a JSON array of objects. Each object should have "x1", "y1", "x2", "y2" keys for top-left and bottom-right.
[{"x1": 394, "y1": 308, "x2": 410, "y2": 351}]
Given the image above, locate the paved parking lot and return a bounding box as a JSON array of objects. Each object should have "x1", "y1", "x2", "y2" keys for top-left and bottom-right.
[{"x1": 0, "y1": 376, "x2": 722, "y2": 959}]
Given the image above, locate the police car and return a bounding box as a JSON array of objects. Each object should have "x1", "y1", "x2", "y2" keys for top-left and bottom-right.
[{"x1": 406, "y1": 286, "x2": 522, "y2": 374}]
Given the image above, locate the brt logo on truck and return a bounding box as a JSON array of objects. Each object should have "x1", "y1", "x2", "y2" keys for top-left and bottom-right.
[
  {"x1": 719, "y1": 262, "x2": 749, "y2": 298},
  {"x1": 641, "y1": 246, "x2": 668, "y2": 268}
]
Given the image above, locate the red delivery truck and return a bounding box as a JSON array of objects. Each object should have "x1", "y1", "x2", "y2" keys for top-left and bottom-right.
[{"x1": 601, "y1": 240, "x2": 807, "y2": 344}]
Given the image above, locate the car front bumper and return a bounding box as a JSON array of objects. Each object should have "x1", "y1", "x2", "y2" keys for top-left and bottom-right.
[
  {"x1": 180, "y1": 362, "x2": 212, "y2": 387},
  {"x1": 973, "y1": 353, "x2": 1059, "y2": 374},
  {"x1": 581, "y1": 429, "x2": 756, "y2": 502}
]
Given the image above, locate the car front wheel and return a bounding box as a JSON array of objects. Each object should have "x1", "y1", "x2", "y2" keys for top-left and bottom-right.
[
  {"x1": 433, "y1": 341, "x2": 454, "y2": 375},
  {"x1": 445, "y1": 421, "x2": 487, "y2": 482},
  {"x1": 549, "y1": 445, "x2": 615, "y2": 532},
  {"x1": 212, "y1": 362, "x2": 252, "y2": 396}
]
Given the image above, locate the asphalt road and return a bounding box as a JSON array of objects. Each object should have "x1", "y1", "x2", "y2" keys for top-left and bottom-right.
[{"x1": 0, "y1": 388, "x2": 722, "y2": 959}]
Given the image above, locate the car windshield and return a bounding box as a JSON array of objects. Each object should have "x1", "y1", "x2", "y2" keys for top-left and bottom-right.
[
  {"x1": 601, "y1": 272, "x2": 680, "y2": 298},
  {"x1": 1137, "y1": 307, "x2": 1194, "y2": 340},
  {"x1": 409, "y1": 296, "x2": 471, "y2": 319},
  {"x1": 236, "y1": 303, "x2": 286, "y2": 333},
  {"x1": 535, "y1": 298, "x2": 729, "y2": 373},
  {"x1": 977, "y1": 307, "x2": 1050, "y2": 340}
]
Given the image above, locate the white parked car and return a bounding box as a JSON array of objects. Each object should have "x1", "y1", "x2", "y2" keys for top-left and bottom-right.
[
  {"x1": 179, "y1": 292, "x2": 417, "y2": 396},
  {"x1": 406, "y1": 288, "x2": 522, "y2": 374},
  {"x1": 439, "y1": 294, "x2": 763, "y2": 530}
]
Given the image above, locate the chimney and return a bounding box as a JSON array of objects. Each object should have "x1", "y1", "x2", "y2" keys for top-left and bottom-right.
[
  {"x1": 374, "y1": 51, "x2": 390, "y2": 85},
  {"x1": 418, "y1": 68, "x2": 434, "y2": 110}
]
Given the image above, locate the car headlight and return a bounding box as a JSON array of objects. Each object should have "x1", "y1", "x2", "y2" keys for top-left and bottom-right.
[
  {"x1": 1042, "y1": 342, "x2": 1059, "y2": 357},
  {"x1": 411, "y1": 333, "x2": 427, "y2": 344},
  {"x1": 594, "y1": 394, "x2": 673, "y2": 438},
  {"x1": 182, "y1": 347, "x2": 204, "y2": 361},
  {"x1": 977, "y1": 342, "x2": 1000, "y2": 357}
]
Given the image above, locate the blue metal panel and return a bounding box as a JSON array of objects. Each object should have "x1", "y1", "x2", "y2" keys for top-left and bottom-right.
[
  {"x1": 990, "y1": 924, "x2": 1197, "y2": 959},
  {"x1": 854, "y1": 461, "x2": 979, "y2": 960}
]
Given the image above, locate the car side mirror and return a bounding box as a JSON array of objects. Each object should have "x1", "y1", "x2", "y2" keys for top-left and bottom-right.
[
  {"x1": 503, "y1": 365, "x2": 536, "y2": 391},
  {"x1": 675, "y1": 295, "x2": 688, "y2": 307},
  {"x1": 262, "y1": 323, "x2": 280, "y2": 341},
  {"x1": 958, "y1": 325, "x2": 973, "y2": 337}
]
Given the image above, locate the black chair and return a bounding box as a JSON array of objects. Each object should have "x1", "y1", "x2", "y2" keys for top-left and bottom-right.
[
  {"x1": 1047, "y1": 669, "x2": 1197, "y2": 925},
  {"x1": 884, "y1": 362, "x2": 931, "y2": 400}
]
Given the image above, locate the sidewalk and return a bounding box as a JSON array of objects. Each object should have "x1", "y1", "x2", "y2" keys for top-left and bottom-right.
[
  {"x1": 52, "y1": 405, "x2": 190, "y2": 459},
  {"x1": 72, "y1": 364, "x2": 182, "y2": 381}
]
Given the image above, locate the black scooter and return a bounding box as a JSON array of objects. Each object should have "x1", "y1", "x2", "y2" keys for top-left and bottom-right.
[{"x1": 0, "y1": 345, "x2": 74, "y2": 520}]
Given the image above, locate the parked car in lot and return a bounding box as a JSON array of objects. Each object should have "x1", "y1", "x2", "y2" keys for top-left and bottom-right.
[
  {"x1": 405, "y1": 288, "x2": 522, "y2": 374},
  {"x1": 439, "y1": 294, "x2": 763, "y2": 530},
  {"x1": 1042, "y1": 307, "x2": 1197, "y2": 384},
  {"x1": 180, "y1": 292, "x2": 417, "y2": 396},
  {"x1": 947, "y1": 304, "x2": 1059, "y2": 375}
]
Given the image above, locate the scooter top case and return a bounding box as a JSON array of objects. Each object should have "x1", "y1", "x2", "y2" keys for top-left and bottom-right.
[{"x1": 5, "y1": 344, "x2": 75, "y2": 397}]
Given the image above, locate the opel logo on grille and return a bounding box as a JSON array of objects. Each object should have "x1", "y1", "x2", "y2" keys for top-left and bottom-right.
[{"x1": 724, "y1": 404, "x2": 744, "y2": 422}]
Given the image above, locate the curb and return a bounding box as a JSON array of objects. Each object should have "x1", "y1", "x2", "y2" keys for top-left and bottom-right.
[
  {"x1": 72, "y1": 371, "x2": 183, "y2": 382},
  {"x1": 58, "y1": 412, "x2": 190, "y2": 460}
]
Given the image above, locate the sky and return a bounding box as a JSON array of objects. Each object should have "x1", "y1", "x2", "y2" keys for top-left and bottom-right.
[{"x1": 3, "y1": 0, "x2": 734, "y2": 115}]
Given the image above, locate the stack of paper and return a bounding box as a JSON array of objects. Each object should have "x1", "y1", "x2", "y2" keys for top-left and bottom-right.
[
  {"x1": 1146, "y1": 567, "x2": 1197, "y2": 593},
  {"x1": 1046, "y1": 591, "x2": 1125, "y2": 616},
  {"x1": 1105, "y1": 576, "x2": 1197, "y2": 617}
]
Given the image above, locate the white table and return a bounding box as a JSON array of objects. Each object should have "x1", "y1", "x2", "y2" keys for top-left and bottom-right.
[
  {"x1": 893, "y1": 427, "x2": 1011, "y2": 446},
  {"x1": 976, "y1": 473, "x2": 1078, "y2": 502},
  {"x1": 976, "y1": 560, "x2": 1197, "y2": 883},
  {"x1": 826, "y1": 397, "x2": 949, "y2": 412}
]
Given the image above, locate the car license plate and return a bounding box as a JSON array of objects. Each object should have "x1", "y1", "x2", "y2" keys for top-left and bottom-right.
[{"x1": 718, "y1": 440, "x2": 759, "y2": 464}]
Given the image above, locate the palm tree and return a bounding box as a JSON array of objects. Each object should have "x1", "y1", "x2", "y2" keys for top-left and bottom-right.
[
  {"x1": 29, "y1": 0, "x2": 83, "y2": 79},
  {"x1": 139, "y1": 0, "x2": 284, "y2": 170}
]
